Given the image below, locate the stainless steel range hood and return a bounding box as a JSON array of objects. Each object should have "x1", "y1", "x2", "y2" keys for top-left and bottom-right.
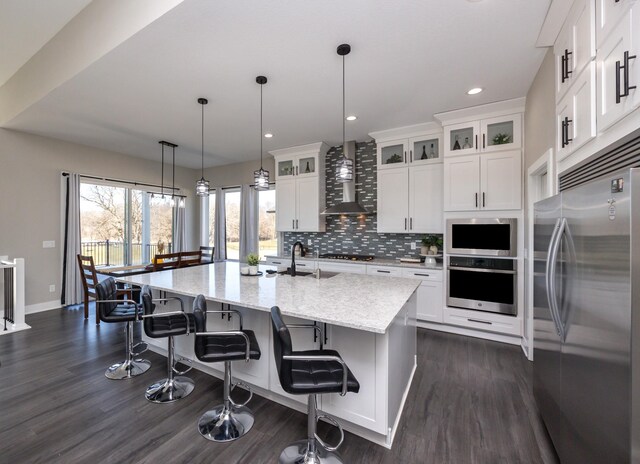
[{"x1": 322, "y1": 141, "x2": 372, "y2": 216}]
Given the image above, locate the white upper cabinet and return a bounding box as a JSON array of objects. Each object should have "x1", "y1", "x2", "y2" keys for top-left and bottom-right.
[
  {"x1": 597, "y1": 6, "x2": 639, "y2": 131},
  {"x1": 444, "y1": 150, "x2": 522, "y2": 212},
  {"x1": 597, "y1": 0, "x2": 635, "y2": 48},
  {"x1": 370, "y1": 123, "x2": 444, "y2": 234},
  {"x1": 271, "y1": 142, "x2": 328, "y2": 232},
  {"x1": 555, "y1": 0, "x2": 596, "y2": 102},
  {"x1": 436, "y1": 99, "x2": 524, "y2": 212},
  {"x1": 443, "y1": 114, "x2": 522, "y2": 157},
  {"x1": 557, "y1": 62, "x2": 597, "y2": 161},
  {"x1": 373, "y1": 123, "x2": 443, "y2": 169}
]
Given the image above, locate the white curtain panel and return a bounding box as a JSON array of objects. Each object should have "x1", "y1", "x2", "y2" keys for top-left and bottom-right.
[
  {"x1": 174, "y1": 203, "x2": 187, "y2": 252},
  {"x1": 62, "y1": 172, "x2": 83, "y2": 306},
  {"x1": 213, "y1": 188, "x2": 226, "y2": 261},
  {"x1": 239, "y1": 184, "x2": 259, "y2": 261}
]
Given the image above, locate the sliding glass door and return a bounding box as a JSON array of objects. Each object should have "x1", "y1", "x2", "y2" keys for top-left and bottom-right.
[{"x1": 80, "y1": 182, "x2": 174, "y2": 266}]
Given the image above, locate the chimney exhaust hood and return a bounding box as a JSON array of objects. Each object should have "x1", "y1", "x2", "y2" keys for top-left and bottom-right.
[{"x1": 322, "y1": 141, "x2": 372, "y2": 216}]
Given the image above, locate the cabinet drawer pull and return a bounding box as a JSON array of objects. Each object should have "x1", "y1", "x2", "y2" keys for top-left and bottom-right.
[
  {"x1": 414, "y1": 273, "x2": 430, "y2": 277},
  {"x1": 376, "y1": 270, "x2": 391, "y2": 274},
  {"x1": 468, "y1": 318, "x2": 492, "y2": 325},
  {"x1": 298, "y1": 263, "x2": 307, "y2": 267}
]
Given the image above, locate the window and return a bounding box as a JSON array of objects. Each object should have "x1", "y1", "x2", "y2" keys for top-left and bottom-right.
[
  {"x1": 225, "y1": 189, "x2": 241, "y2": 260},
  {"x1": 258, "y1": 187, "x2": 277, "y2": 260},
  {"x1": 80, "y1": 181, "x2": 175, "y2": 266},
  {"x1": 208, "y1": 192, "x2": 216, "y2": 247}
]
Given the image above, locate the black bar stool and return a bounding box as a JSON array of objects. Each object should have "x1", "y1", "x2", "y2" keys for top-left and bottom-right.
[
  {"x1": 192, "y1": 295, "x2": 261, "y2": 442},
  {"x1": 140, "y1": 286, "x2": 195, "y2": 403},
  {"x1": 95, "y1": 277, "x2": 150, "y2": 380},
  {"x1": 270, "y1": 306, "x2": 360, "y2": 464}
]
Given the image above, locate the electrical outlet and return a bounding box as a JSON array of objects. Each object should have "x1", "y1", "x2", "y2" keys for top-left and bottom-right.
[
  {"x1": 49, "y1": 284, "x2": 56, "y2": 293},
  {"x1": 42, "y1": 240, "x2": 55, "y2": 248},
  {"x1": 410, "y1": 242, "x2": 416, "y2": 250}
]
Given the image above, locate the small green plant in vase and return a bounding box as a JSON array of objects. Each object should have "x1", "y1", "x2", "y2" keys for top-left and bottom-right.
[
  {"x1": 246, "y1": 253, "x2": 260, "y2": 275},
  {"x1": 492, "y1": 133, "x2": 511, "y2": 145},
  {"x1": 421, "y1": 235, "x2": 443, "y2": 255}
]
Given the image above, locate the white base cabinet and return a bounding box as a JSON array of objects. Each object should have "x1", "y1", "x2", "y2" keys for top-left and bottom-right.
[{"x1": 401, "y1": 268, "x2": 443, "y2": 324}]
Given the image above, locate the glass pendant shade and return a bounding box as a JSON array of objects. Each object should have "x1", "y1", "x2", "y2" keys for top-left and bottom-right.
[
  {"x1": 336, "y1": 156, "x2": 353, "y2": 182},
  {"x1": 179, "y1": 197, "x2": 185, "y2": 208},
  {"x1": 254, "y1": 167, "x2": 270, "y2": 190},
  {"x1": 196, "y1": 177, "x2": 210, "y2": 196}
]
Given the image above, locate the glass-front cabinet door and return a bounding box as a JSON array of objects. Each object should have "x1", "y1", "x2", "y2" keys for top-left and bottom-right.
[
  {"x1": 410, "y1": 134, "x2": 443, "y2": 164},
  {"x1": 377, "y1": 140, "x2": 408, "y2": 169},
  {"x1": 277, "y1": 158, "x2": 295, "y2": 179},
  {"x1": 444, "y1": 121, "x2": 479, "y2": 156},
  {"x1": 296, "y1": 156, "x2": 316, "y2": 177},
  {"x1": 481, "y1": 114, "x2": 522, "y2": 153}
]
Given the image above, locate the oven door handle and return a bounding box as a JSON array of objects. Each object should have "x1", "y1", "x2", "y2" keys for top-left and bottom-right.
[{"x1": 448, "y1": 266, "x2": 516, "y2": 275}]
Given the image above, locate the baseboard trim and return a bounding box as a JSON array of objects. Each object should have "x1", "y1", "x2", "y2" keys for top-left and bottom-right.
[
  {"x1": 26, "y1": 300, "x2": 60, "y2": 314},
  {"x1": 417, "y1": 320, "x2": 522, "y2": 346}
]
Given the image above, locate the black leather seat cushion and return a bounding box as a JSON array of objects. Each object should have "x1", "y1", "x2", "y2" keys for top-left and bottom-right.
[
  {"x1": 194, "y1": 330, "x2": 261, "y2": 363},
  {"x1": 95, "y1": 278, "x2": 141, "y2": 323},
  {"x1": 145, "y1": 312, "x2": 196, "y2": 339},
  {"x1": 287, "y1": 349, "x2": 360, "y2": 395}
]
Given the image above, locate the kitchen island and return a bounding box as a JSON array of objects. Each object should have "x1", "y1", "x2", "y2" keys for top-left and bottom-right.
[{"x1": 119, "y1": 262, "x2": 419, "y2": 447}]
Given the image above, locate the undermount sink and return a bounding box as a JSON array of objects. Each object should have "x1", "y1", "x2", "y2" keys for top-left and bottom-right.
[{"x1": 277, "y1": 269, "x2": 338, "y2": 279}]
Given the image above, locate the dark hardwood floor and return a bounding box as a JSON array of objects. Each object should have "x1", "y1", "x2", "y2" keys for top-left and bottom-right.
[{"x1": 0, "y1": 306, "x2": 558, "y2": 464}]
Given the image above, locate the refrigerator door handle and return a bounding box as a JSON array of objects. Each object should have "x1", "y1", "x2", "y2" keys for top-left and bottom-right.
[
  {"x1": 544, "y1": 219, "x2": 562, "y2": 336},
  {"x1": 547, "y1": 218, "x2": 567, "y2": 340}
]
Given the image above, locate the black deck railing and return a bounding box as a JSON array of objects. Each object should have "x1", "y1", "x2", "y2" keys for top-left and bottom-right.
[
  {"x1": 80, "y1": 241, "x2": 172, "y2": 266},
  {"x1": 3, "y1": 266, "x2": 14, "y2": 331}
]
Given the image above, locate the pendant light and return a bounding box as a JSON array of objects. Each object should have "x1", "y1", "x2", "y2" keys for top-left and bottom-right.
[
  {"x1": 254, "y1": 76, "x2": 270, "y2": 190},
  {"x1": 195, "y1": 97, "x2": 210, "y2": 196},
  {"x1": 336, "y1": 43, "x2": 353, "y2": 182},
  {"x1": 153, "y1": 141, "x2": 166, "y2": 199}
]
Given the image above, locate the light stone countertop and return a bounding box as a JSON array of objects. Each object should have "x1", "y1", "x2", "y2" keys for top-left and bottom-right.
[
  {"x1": 266, "y1": 255, "x2": 444, "y2": 271},
  {"x1": 119, "y1": 261, "x2": 420, "y2": 334}
]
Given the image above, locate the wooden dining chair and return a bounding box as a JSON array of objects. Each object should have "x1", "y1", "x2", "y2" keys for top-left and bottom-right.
[
  {"x1": 199, "y1": 246, "x2": 214, "y2": 263},
  {"x1": 77, "y1": 254, "x2": 132, "y2": 324},
  {"x1": 179, "y1": 251, "x2": 203, "y2": 268},
  {"x1": 77, "y1": 254, "x2": 98, "y2": 321},
  {"x1": 152, "y1": 252, "x2": 182, "y2": 271}
]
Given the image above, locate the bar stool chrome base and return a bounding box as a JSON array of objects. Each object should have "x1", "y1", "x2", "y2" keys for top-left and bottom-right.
[
  {"x1": 278, "y1": 440, "x2": 344, "y2": 464},
  {"x1": 145, "y1": 376, "x2": 195, "y2": 403},
  {"x1": 197, "y1": 403, "x2": 255, "y2": 442},
  {"x1": 105, "y1": 358, "x2": 151, "y2": 380}
]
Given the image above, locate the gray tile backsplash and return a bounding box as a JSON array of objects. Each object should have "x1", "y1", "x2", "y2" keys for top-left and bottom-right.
[{"x1": 282, "y1": 141, "x2": 442, "y2": 259}]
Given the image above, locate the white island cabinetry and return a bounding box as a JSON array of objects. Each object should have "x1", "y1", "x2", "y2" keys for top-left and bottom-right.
[{"x1": 121, "y1": 262, "x2": 418, "y2": 448}]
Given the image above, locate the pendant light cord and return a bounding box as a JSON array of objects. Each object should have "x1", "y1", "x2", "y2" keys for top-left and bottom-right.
[
  {"x1": 172, "y1": 145, "x2": 175, "y2": 197},
  {"x1": 201, "y1": 102, "x2": 205, "y2": 177},
  {"x1": 342, "y1": 54, "x2": 346, "y2": 154},
  {"x1": 260, "y1": 83, "x2": 263, "y2": 169},
  {"x1": 161, "y1": 143, "x2": 164, "y2": 196}
]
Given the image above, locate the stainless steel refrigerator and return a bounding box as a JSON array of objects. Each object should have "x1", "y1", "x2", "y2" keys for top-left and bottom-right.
[{"x1": 534, "y1": 167, "x2": 639, "y2": 464}]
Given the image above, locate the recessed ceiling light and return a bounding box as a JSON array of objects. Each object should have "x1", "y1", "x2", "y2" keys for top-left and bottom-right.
[
  {"x1": 346, "y1": 115, "x2": 357, "y2": 121},
  {"x1": 467, "y1": 87, "x2": 483, "y2": 95},
  {"x1": 264, "y1": 132, "x2": 273, "y2": 138}
]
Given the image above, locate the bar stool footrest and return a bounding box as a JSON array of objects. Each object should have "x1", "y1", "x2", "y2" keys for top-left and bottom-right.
[
  {"x1": 229, "y1": 380, "x2": 253, "y2": 408},
  {"x1": 314, "y1": 414, "x2": 344, "y2": 452}
]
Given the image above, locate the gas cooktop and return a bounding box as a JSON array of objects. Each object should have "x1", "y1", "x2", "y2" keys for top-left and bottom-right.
[{"x1": 318, "y1": 253, "x2": 375, "y2": 262}]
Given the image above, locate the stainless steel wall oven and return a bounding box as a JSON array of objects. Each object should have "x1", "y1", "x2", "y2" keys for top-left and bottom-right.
[
  {"x1": 446, "y1": 218, "x2": 517, "y2": 257},
  {"x1": 447, "y1": 256, "x2": 517, "y2": 316}
]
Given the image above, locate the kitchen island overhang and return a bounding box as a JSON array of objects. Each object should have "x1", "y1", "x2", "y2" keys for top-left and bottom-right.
[{"x1": 119, "y1": 262, "x2": 419, "y2": 448}]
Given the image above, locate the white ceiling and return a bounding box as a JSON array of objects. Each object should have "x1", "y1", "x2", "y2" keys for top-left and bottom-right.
[
  {"x1": 0, "y1": 0, "x2": 93, "y2": 86},
  {"x1": 4, "y1": 0, "x2": 550, "y2": 169}
]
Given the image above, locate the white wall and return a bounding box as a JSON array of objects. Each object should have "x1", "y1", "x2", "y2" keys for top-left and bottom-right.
[
  {"x1": 0, "y1": 128, "x2": 199, "y2": 307},
  {"x1": 203, "y1": 157, "x2": 275, "y2": 189}
]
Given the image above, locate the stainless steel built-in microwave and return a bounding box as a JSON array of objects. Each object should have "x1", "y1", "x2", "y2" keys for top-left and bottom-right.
[{"x1": 446, "y1": 218, "x2": 517, "y2": 257}]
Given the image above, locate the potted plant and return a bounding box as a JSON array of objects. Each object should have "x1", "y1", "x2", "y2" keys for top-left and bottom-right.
[
  {"x1": 421, "y1": 235, "x2": 443, "y2": 255},
  {"x1": 246, "y1": 253, "x2": 260, "y2": 275}
]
